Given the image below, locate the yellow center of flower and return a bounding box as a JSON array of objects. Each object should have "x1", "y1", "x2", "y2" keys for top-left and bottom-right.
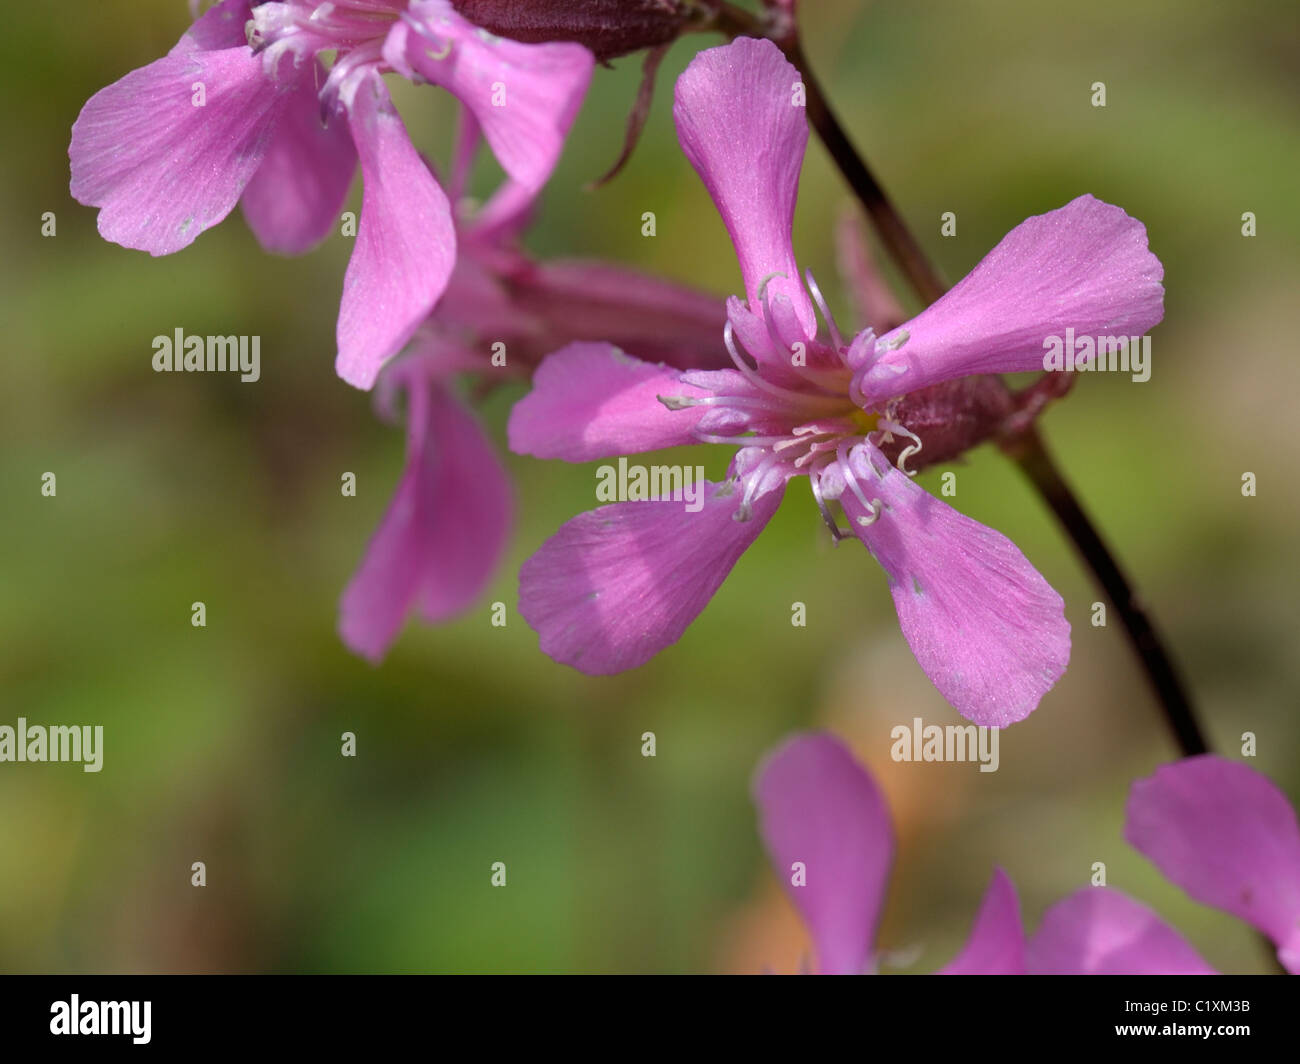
[{"x1": 849, "y1": 407, "x2": 880, "y2": 437}]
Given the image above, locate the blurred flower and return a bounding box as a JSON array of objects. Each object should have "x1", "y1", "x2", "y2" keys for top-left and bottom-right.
[
  {"x1": 510, "y1": 38, "x2": 1162, "y2": 724},
  {"x1": 1125, "y1": 755, "x2": 1300, "y2": 974},
  {"x1": 69, "y1": 0, "x2": 593, "y2": 390},
  {"x1": 339, "y1": 136, "x2": 727, "y2": 662},
  {"x1": 754, "y1": 733, "x2": 1216, "y2": 975}
]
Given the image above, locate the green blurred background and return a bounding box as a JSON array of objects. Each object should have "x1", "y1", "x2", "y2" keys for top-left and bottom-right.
[{"x1": 1, "y1": 0, "x2": 1297, "y2": 973}]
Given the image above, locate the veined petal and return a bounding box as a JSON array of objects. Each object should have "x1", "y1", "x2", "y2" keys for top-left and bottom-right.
[
  {"x1": 241, "y1": 59, "x2": 358, "y2": 255},
  {"x1": 1027, "y1": 887, "x2": 1216, "y2": 974},
  {"x1": 507, "y1": 343, "x2": 716, "y2": 462},
  {"x1": 673, "y1": 38, "x2": 816, "y2": 338},
  {"x1": 858, "y1": 195, "x2": 1165, "y2": 402},
  {"x1": 336, "y1": 72, "x2": 456, "y2": 390},
  {"x1": 753, "y1": 733, "x2": 894, "y2": 976},
  {"x1": 939, "y1": 869, "x2": 1026, "y2": 975},
  {"x1": 339, "y1": 368, "x2": 511, "y2": 662},
  {"x1": 70, "y1": 46, "x2": 286, "y2": 255},
  {"x1": 384, "y1": 1, "x2": 593, "y2": 191},
  {"x1": 830, "y1": 442, "x2": 1069, "y2": 726},
  {"x1": 519, "y1": 480, "x2": 784, "y2": 674},
  {"x1": 1125, "y1": 756, "x2": 1300, "y2": 973}
]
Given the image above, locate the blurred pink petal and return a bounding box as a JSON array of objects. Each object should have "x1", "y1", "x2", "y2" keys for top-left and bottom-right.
[
  {"x1": 464, "y1": 176, "x2": 541, "y2": 247},
  {"x1": 1027, "y1": 887, "x2": 1216, "y2": 974},
  {"x1": 1125, "y1": 755, "x2": 1300, "y2": 973},
  {"x1": 510, "y1": 260, "x2": 727, "y2": 370},
  {"x1": 939, "y1": 869, "x2": 1027, "y2": 974},
  {"x1": 339, "y1": 366, "x2": 510, "y2": 662},
  {"x1": 753, "y1": 733, "x2": 894, "y2": 976}
]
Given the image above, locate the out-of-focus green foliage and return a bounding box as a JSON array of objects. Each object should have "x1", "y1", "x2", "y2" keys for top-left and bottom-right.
[{"x1": 0, "y1": 0, "x2": 1295, "y2": 972}]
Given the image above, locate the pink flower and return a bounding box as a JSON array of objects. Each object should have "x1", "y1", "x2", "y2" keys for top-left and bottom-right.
[
  {"x1": 69, "y1": 0, "x2": 593, "y2": 390},
  {"x1": 510, "y1": 37, "x2": 1165, "y2": 726},
  {"x1": 338, "y1": 145, "x2": 728, "y2": 662},
  {"x1": 1125, "y1": 755, "x2": 1300, "y2": 974},
  {"x1": 755, "y1": 733, "x2": 1215, "y2": 975}
]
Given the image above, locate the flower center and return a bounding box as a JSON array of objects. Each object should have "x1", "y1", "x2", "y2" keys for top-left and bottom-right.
[
  {"x1": 849, "y1": 407, "x2": 880, "y2": 436},
  {"x1": 250, "y1": 0, "x2": 410, "y2": 112},
  {"x1": 660, "y1": 273, "x2": 923, "y2": 534},
  {"x1": 251, "y1": 0, "x2": 407, "y2": 51}
]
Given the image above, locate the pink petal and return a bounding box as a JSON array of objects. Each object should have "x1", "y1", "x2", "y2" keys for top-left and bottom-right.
[
  {"x1": 383, "y1": 1, "x2": 593, "y2": 191},
  {"x1": 70, "y1": 46, "x2": 286, "y2": 255},
  {"x1": 752, "y1": 733, "x2": 894, "y2": 976},
  {"x1": 939, "y1": 869, "x2": 1026, "y2": 974},
  {"x1": 335, "y1": 72, "x2": 456, "y2": 391},
  {"x1": 241, "y1": 59, "x2": 358, "y2": 255},
  {"x1": 830, "y1": 442, "x2": 1070, "y2": 726},
  {"x1": 673, "y1": 38, "x2": 817, "y2": 338},
  {"x1": 724, "y1": 296, "x2": 840, "y2": 389},
  {"x1": 507, "y1": 343, "x2": 714, "y2": 461},
  {"x1": 464, "y1": 175, "x2": 540, "y2": 248},
  {"x1": 171, "y1": 0, "x2": 253, "y2": 53},
  {"x1": 518, "y1": 480, "x2": 784, "y2": 674},
  {"x1": 858, "y1": 195, "x2": 1165, "y2": 402},
  {"x1": 1027, "y1": 887, "x2": 1216, "y2": 974},
  {"x1": 339, "y1": 367, "x2": 511, "y2": 662},
  {"x1": 433, "y1": 252, "x2": 536, "y2": 339},
  {"x1": 448, "y1": 107, "x2": 481, "y2": 206},
  {"x1": 1125, "y1": 755, "x2": 1300, "y2": 973}
]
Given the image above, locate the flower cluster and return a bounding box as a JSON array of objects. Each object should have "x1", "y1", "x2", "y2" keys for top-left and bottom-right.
[{"x1": 68, "y1": 3, "x2": 1279, "y2": 979}]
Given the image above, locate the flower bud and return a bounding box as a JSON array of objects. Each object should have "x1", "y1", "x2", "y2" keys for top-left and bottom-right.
[
  {"x1": 451, "y1": 0, "x2": 693, "y2": 60},
  {"x1": 878, "y1": 376, "x2": 1014, "y2": 472}
]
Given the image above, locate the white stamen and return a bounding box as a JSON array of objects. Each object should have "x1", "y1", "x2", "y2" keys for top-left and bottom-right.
[
  {"x1": 836, "y1": 442, "x2": 885, "y2": 524},
  {"x1": 878, "y1": 418, "x2": 923, "y2": 476},
  {"x1": 805, "y1": 268, "x2": 844, "y2": 351},
  {"x1": 810, "y1": 471, "x2": 850, "y2": 542},
  {"x1": 722, "y1": 321, "x2": 846, "y2": 409}
]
